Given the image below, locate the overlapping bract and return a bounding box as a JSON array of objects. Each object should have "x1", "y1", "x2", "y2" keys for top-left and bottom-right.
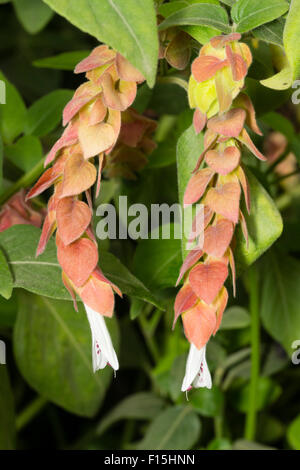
[
  {"x1": 0, "y1": 189, "x2": 44, "y2": 232},
  {"x1": 175, "y1": 34, "x2": 266, "y2": 357},
  {"x1": 27, "y1": 45, "x2": 155, "y2": 317}
]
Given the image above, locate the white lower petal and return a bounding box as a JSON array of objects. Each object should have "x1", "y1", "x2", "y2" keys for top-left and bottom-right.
[
  {"x1": 181, "y1": 343, "x2": 205, "y2": 392},
  {"x1": 192, "y1": 346, "x2": 212, "y2": 389},
  {"x1": 84, "y1": 303, "x2": 119, "y2": 372}
]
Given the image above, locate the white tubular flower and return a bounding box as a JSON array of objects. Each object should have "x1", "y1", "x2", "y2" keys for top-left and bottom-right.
[
  {"x1": 181, "y1": 343, "x2": 212, "y2": 392},
  {"x1": 84, "y1": 303, "x2": 119, "y2": 372}
]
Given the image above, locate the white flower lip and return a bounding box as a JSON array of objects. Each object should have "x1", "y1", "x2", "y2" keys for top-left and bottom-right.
[
  {"x1": 181, "y1": 343, "x2": 212, "y2": 392},
  {"x1": 84, "y1": 303, "x2": 119, "y2": 372}
]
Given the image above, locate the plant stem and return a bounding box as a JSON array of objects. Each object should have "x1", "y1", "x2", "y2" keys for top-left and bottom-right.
[
  {"x1": 0, "y1": 158, "x2": 45, "y2": 205},
  {"x1": 138, "y1": 314, "x2": 160, "y2": 364},
  {"x1": 16, "y1": 396, "x2": 48, "y2": 432},
  {"x1": 245, "y1": 265, "x2": 260, "y2": 441},
  {"x1": 157, "y1": 75, "x2": 188, "y2": 91}
]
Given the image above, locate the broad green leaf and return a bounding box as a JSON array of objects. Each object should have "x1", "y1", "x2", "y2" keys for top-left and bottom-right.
[
  {"x1": 25, "y1": 89, "x2": 73, "y2": 137},
  {"x1": 0, "y1": 291, "x2": 18, "y2": 327},
  {"x1": 245, "y1": 77, "x2": 291, "y2": 116},
  {"x1": 5, "y1": 135, "x2": 43, "y2": 172},
  {"x1": 253, "y1": 18, "x2": 285, "y2": 46},
  {"x1": 43, "y1": 0, "x2": 158, "y2": 87},
  {"x1": 233, "y1": 439, "x2": 275, "y2": 450},
  {"x1": 13, "y1": 0, "x2": 54, "y2": 34},
  {"x1": 0, "y1": 366, "x2": 16, "y2": 449},
  {"x1": 257, "y1": 414, "x2": 285, "y2": 443},
  {"x1": 0, "y1": 71, "x2": 26, "y2": 144},
  {"x1": 33, "y1": 50, "x2": 90, "y2": 71},
  {"x1": 181, "y1": 24, "x2": 221, "y2": 44},
  {"x1": 129, "y1": 297, "x2": 145, "y2": 320},
  {"x1": 261, "y1": 253, "x2": 300, "y2": 355},
  {"x1": 287, "y1": 414, "x2": 300, "y2": 450},
  {"x1": 0, "y1": 248, "x2": 13, "y2": 299},
  {"x1": 188, "y1": 386, "x2": 224, "y2": 417},
  {"x1": 219, "y1": 306, "x2": 250, "y2": 330},
  {"x1": 158, "y1": 4, "x2": 231, "y2": 33},
  {"x1": 261, "y1": 111, "x2": 295, "y2": 141},
  {"x1": 14, "y1": 292, "x2": 118, "y2": 416},
  {"x1": 231, "y1": 0, "x2": 289, "y2": 33},
  {"x1": 96, "y1": 392, "x2": 165, "y2": 436},
  {"x1": 283, "y1": 0, "x2": 300, "y2": 82},
  {"x1": 0, "y1": 225, "x2": 161, "y2": 309},
  {"x1": 231, "y1": 377, "x2": 282, "y2": 413},
  {"x1": 101, "y1": 251, "x2": 163, "y2": 309},
  {"x1": 234, "y1": 169, "x2": 283, "y2": 272},
  {"x1": 260, "y1": 66, "x2": 294, "y2": 90},
  {"x1": 137, "y1": 406, "x2": 201, "y2": 450},
  {"x1": 160, "y1": 0, "x2": 220, "y2": 17},
  {"x1": 159, "y1": 0, "x2": 221, "y2": 43},
  {"x1": 133, "y1": 224, "x2": 182, "y2": 290},
  {"x1": 220, "y1": 0, "x2": 236, "y2": 5},
  {"x1": 0, "y1": 135, "x2": 2, "y2": 190},
  {"x1": 176, "y1": 124, "x2": 204, "y2": 261},
  {"x1": 260, "y1": 0, "x2": 300, "y2": 90},
  {"x1": 207, "y1": 438, "x2": 232, "y2": 450}
]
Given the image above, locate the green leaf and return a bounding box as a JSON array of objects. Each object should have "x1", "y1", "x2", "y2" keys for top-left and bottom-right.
[
  {"x1": 0, "y1": 135, "x2": 3, "y2": 191},
  {"x1": 159, "y1": 0, "x2": 221, "y2": 43},
  {"x1": 261, "y1": 110, "x2": 295, "y2": 141},
  {"x1": 129, "y1": 297, "x2": 145, "y2": 320},
  {"x1": 14, "y1": 292, "x2": 118, "y2": 416},
  {"x1": 260, "y1": 0, "x2": 300, "y2": 90},
  {"x1": 133, "y1": 224, "x2": 182, "y2": 290},
  {"x1": 176, "y1": 124, "x2": 204, "y2": 261},
  {"x1": 207, "y1": 438, "x2": 232, "y2": 450},
  {"x1": 253, "y1": 18, "x2": 285, "y2": 46},
  {"x1": 101, "y1": 252, "x2": 163, "y2": 309},
  {"x1": 261, "y1": 252, "x2": 300, "y2": 355},
  {"x1": 0, "y1": 291, "x2": 18, "y2": 327},
  {"x1": 0, "y1": 225, "x2": 161, "y2": 309},
  {"x1": 137, "y1": 406, "x2": 201, "y2": 450},
  {"x1": 188, "y1": 386, "x2": 224, "y2": 417},
  {"x1": 245, "y1": 77, "x2": 291, "y2": 116},
  {"x1": 283, "y1": 0, "x2": 300, "y2": 81},
  {"x1": 234, "y1": 169, "x2": 283, "y2": 272},
  {"x1": 159, "y1": 0, "x2": 220, "y2": 17},
  {"x1": 220, "y1": 0, "x2": 236, "y2": 5},
  {"x1": 0, "y1": 71, "x2": 26, "y2": 144},
  {"x1": 0, "y1": 366, "x2": 16, "y2": 449},
  {"x1": 5, "y1": 135, "x2": 43, "y2": 172},
  {"x1": 233, "y1": 439, "x2": 275, "y2": 450},
  {"x1": 0, "y1": 248, "x2": 13, "y2": 299},
  {"x1": 96, "y1": 392, "x2": 165, "y2": 436},
  {"x1": 33, "y1": 50, "x2": 90, "y2": 71},
  {"x1": 220, "y1": 306, "x2": 250, "y2": 330},
  {"x1": 231, "y1": 0, "x2": 289, "y2": 33},
  {"x1": 257, "y1": 414, "x2": 285, "y2": 443},
  {"x1": 25, "y1": 89, "x2": 73, "y2": 137},
  {"x1": 158, "y1": 4, "x2": 231, "y2": 33},
  {"x1": 287, "y1": 414, "x2": 300, "y2": 450},
  {"x1": 43, "y1": 0, "x2": 158, "y2": 87},
  {"x1": 260, "y1": 66, "x2": 294, "y2": 90},
  {"x1": 13, "y1": 0, "x2": 54, "y2": 34},
  {"x1": 231, "y1": 377, "x2": 282, "y2": 413}
]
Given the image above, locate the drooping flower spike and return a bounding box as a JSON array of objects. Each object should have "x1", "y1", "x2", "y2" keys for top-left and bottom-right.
[
  {"x1": 175, "y1": 33, "x2": 266, "y2": 392},
  {"x1": 27, "y1": 45, "x2": 155, "y2": 373}
]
